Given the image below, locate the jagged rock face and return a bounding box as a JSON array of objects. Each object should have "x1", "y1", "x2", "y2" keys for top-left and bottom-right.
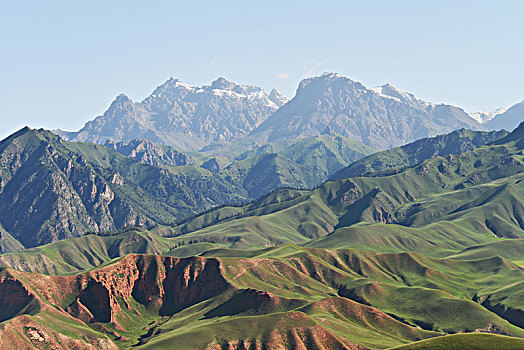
[
  {"x1": 0, "y1": 129, "x2": 119, "y2": 247},
  {"x1": 268, "y1": 88, "x2": 290, "y2": 107},
  {"x1": 0, "y1": 255, "x2": 230, "y2": 325},
  {"x1": 59, "y1": 78, "x2": 286, "y2": 150},
  {"x1": 0, "y1": 128, "x2": 245, "y2": 248},
  {"x1": 0, "y1": 274, "x2": 38, "y2": 322},
  {"x1": 251, "y1": 73, "x2": 482, "y2": 149},
  {"x1": 104, "y1": 138, "x2": 195, "y2": 167}
]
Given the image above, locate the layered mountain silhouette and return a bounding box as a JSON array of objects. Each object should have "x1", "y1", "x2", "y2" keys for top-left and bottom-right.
[
  {"x1": 54, "y1": 73, "x2": 523, "y2": 153},
  {"x1": 0, "y1": 128, "x2": 375, "y2": 250}
]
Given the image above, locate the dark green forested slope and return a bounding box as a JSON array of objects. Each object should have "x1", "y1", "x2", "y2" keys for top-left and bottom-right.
[{"x1": 0, "y1": 127, "x2": 245, "y2": 249}]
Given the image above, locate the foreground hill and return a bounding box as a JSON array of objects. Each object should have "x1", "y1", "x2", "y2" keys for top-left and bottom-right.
[
  {"x1": 2, "y1": 249, "x2": 524, "y2": 349},
  {"x1": 250, "y1": 73, "x2": 482, "y2": 149}
]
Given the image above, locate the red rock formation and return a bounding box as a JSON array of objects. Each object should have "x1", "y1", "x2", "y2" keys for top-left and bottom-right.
[{"x1": 0, "y1": 271, "x2": 40, "y2": 322}]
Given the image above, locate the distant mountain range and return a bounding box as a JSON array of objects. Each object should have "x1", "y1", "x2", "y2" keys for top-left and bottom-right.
[
  {"x1": 57, "y1": 77, "x2": 289, "y2": 150},
  {"x1": 55, "y1": 73, "x2": 524, "y2": 152},
  {"x1": 250, "y1": 73, "x2": 483, "y2": 149}
]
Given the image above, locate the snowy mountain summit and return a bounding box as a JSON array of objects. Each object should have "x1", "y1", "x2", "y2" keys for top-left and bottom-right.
[
  {"x1": 58, "y1": 77, "x2": 287, "y2": 150},
  {"x1": 250, "y1": 73, "x2": 482, "y2": 149}
]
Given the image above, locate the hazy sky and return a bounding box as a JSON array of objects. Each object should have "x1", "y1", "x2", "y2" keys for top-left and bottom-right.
[{"x1": 1, "y1": 0, "x2": 523, "y2": 140}]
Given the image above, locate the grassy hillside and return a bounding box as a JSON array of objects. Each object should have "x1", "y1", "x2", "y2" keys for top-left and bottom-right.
[
  {"x1": 330, "y1": 128, "x2": 507, "y2": 180},
  {"x1": 2, "y1": 248, "x2": 524, "y2": 349},
  {"x1": 218, "y1": 133, "x2": 375, "y2": 198},
  {"x1": 0, "y1": 227, "x2": 175, "y2": 274},
  {"x1": 389, "y1": 333, "x2": 524, "y2": 350},
  {"x1": 0, "y1": 128, "x2": 375, "y2": 251},
  {"x1": 158, "y1": 123, "x2": 524, "y2": 257}
]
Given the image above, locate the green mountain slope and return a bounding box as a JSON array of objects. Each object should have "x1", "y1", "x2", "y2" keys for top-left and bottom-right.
[
  {"x1": 0, "y1": 128, "x2": 375, "y2": 251},
  {"x1": 216, "y1": 133, "x2": 375, "y2": 197},
  {"x1": 0, "y1": 127, "x2": 245, "y2": 249},
  {"x1": 0, "y1": 224, "x2": 24, "y2": 253},
  {"x1": 153, "y1": 124, "x2": 524, "y2": 258},
  {"x1": 330, "y1": 128, "x2": 508, "y2": 180},
  {"x1": 0, "y1": 228, "x2": 175, "y2": 274},
  {"x1": 2, "y1": 249, "x2": 524, "y2": 349}
]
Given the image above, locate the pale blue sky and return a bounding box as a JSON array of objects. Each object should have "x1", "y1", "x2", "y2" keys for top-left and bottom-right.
[{"x1": 1, "y1": 0, "x2": 523, "y2": 140}]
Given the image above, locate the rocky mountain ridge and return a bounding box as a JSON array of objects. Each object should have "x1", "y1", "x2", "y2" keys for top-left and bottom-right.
[
  {"x1": 57, "y1": 77, "x2": 288, "y2": 150},
  {"x1": 250, "y1": 73, "x2": 484, "y2": 149},
  {"x1": 104, "y1": 138, "x2": 195, "y2": 167},
  {"x1": 0, "y1": 127, "x2": 245, "y2": 249},
  {"x1": 54, "y1": 72, "x2": 524, "y2": 154}
]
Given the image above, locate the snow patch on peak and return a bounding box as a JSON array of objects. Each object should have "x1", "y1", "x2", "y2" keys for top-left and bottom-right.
[
  {"x1": 469, "y1": 108, "x2": 508, "y2": 123},
  {"x1": 269, "y1": 89, "x2": 289, "y2": 107},
  {"x1": 169, "y1": 79, "x2": 196, "y2": 90},
  {"x1": 321, "y1": 72, "x2": 345, "y2": 79},
  {"x1": 151, "y1": 78, "x2": 197, "y2": 97},
  {"x1": 208, "y1": 77, "x2": 266, "y2": 98},
  {"x1": 371, "y1": 84, "x2": 429, "y2": 107}
]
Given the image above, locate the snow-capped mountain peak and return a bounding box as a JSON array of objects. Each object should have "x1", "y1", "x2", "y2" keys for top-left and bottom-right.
[
  {"x1": 250, "y1": 72, "x2": 482, "y2": 149},
  {"x1": 370, "y1": 83, "x2": 426, "y2": 107},
  {"x1": 469, "y1": 108, "x2": 508, "y2": 123},
  {"x1": 59, "y1": 77, "x2": 284, "y2": 150},
  {"x1": 268, "y1": 89, "x2": 290, "y2": 107}
]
